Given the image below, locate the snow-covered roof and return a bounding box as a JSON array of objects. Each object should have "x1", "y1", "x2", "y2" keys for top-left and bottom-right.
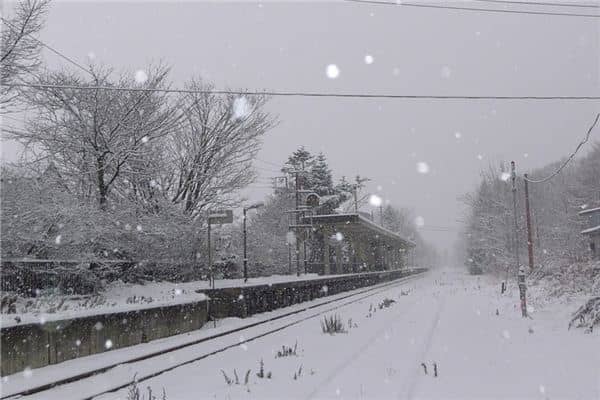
[
  {"x1": 578, "y1": 206, "x2": 600, "y2": 216},
  {"x1": 581, "y1": 225, "x2": 600, "y2": 235},
  {"x1": 303, "y1": 213, "x2": 416, "y2": 247}
]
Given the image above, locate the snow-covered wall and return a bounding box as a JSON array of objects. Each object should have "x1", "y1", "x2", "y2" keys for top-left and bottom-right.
[{"x1": 1, "y1": 300, "x2": 208, "y2": 376}]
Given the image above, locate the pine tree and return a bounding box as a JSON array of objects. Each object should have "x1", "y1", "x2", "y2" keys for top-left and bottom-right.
[{"x1": 311, "y1": 153, "x2": 334, "y2": 196}]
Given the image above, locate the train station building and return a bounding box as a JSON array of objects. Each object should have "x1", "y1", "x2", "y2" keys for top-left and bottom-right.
[{"x1": 302, "y1": 213, "x2": 415, "y2": 274}]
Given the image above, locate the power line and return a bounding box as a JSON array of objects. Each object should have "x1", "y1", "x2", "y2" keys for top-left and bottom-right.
[
  {"x1": 256, "y1": 157, "x2": 283, "y2": 168},
  {"x1": 524, "y1": 113, "x2": 600, "y2": 183},
  {"x1": 343, "y1": 0, "x2": 600, "y2": 18},
  {"x1": 7, "y1": 82, "x2": 600, "y2": 101},
  {"x1": 470, "y1": 0, "x2": 599, "y2": 9},
  {"x1": 0, "y1": 17, "x2": 94, "y2": 77}
]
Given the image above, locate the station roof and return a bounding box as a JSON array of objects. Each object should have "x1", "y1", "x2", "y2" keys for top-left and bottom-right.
[
  {"x1": 303, "y1": 213, "x2": 416, "y2": 248},
  {"x1": 579, "y1": 206, "x2": 600, "y2": 216}
]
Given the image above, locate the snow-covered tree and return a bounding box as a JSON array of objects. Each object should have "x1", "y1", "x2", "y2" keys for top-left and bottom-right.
[
  {"x1": 311, "y1": 153, "x2": 334, "y2": 196},
  {"x1": 162, "y1": 79, "x2": 277, "y2": 217},
  {"x1": 0, "y1": 0, "x2": 50, "y2": 111},
  {"x1": 8, "y1": 64, "x2": 181, "y2": 209}
]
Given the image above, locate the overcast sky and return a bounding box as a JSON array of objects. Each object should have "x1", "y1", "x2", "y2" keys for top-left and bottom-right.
[{"x1": 2, "y1": 0, "x2": 599, "y2": 255}]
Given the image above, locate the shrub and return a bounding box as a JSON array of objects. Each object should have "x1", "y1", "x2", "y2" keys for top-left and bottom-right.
[
  {"x1": 378, "y1": 298, "x2": 396, "y2": 309},
  {"x1": 321, "y1": 314, "x2": 346, "y2": 334},
  {"x1": 276, "y1": 341, "x2": 298, "y2": 358}
]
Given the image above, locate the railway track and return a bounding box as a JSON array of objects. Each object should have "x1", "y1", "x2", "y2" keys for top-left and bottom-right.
[{"x1": 4, "y1": 270, "x2": 426, "y2": 400}]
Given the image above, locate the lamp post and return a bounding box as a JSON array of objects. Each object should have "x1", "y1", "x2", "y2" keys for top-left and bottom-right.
[{"x1": 243, "y1": 202, "x2": 264, "y2": 282}]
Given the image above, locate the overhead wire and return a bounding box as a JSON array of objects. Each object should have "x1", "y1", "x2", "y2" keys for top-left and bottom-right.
[
  {"x1": 343, "y1": 0, "x2": 600, "y2": 18},
  {"x1": 0, "y1": 17, "x2": 94, "y2": 77},
  {"x1": 469, "y1": 0, "x2": 599, "y2": 8},
  {"x1": 523, "y1": 113, "x2": 599, "y2": 183},
  {"x1": 6, "y1": 83, "x2": 600, "y2": 100}
]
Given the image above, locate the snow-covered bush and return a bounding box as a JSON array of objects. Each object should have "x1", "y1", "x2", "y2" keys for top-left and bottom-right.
[
  {"x1": 127, "y1": 378, "x2": 167, "y2": 400},
  {"x1": 275, "y1": 341, "x2": 298, "y2": 358},
  {"x1": 569, "y1": 297, "x2": 600, "y2": 333},
  {"x1": 321, "y1": 314, "x2": 346, "y2": 334}
]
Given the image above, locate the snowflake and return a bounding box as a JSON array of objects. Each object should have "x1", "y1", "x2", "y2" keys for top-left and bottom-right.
[
  {"x1": 416, "y1": 162, "x2": 429, "y2": 174},
  {"x1": 335, "y1": 232, "x2": 344, "y2": 242},
  {"x1": 136, "y1": 225, "x2": 143, "y2": 232},
  {"x1": 23, "y1": 367, "x2": 32, "y2": 378},
  {"x1": 286, "y1": 231, "x2": 297, "y2": 245},
  {"x1": 539, "y1": 385, "x2": 545, "y2": 394},
  {"x1": 500, "y1": 172, "x2": 511, "y2": 182},
  {"x1": 364, "y1": 54, "x2": 374, "y2": 64},
  {"x1": 233, "y1": 97, "x2": 250, "y2": 119},
  {"x1": 502, "y1": 330, "x2": 510, "y2": 339},
  {"x1": 415, "y1": 216, "x2": 425, "y2": 227},
  {"x1": 326, "y1": 64, "x2": 340, "y2": 79},
  {"x1": 94, "y1": 322, "x2": 104, "y2": 331},
  {"x1": 135, "y1": 70, "x2": 148, "y2": 84},
  {"x1": 87, "y1": 51, "x2": 96, "y2": 60},
  {"x1": 454, "y1": 131, "x2": 462, "y2": 139},
  {"x1": 369, "y1": 194, "x2": 382, "y2": 207},
  {"x1": 54, "y1": 235, "x2": 62, "y2": 245},
  {"x1": 477, "y1": 154, "x2": 484, "y2": 160},
  {"x1": 141, "y1": 136, "x2": 149, "y2": 144},
  {"x1": 105, "y1": 339, "x2": 113, "y2": 349}
]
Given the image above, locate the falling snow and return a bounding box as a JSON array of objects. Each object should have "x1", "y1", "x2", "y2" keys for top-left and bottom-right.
[
  {"x1": 134, "y1": 70, "x2": 148, "y2": 84},
  {"x1": 326, "y1": 64, "x2": 340, "y2": 79},
  {"x1": 416, "y1": 162, "x2": 430, "y2": 174},
  {"x1": 369, "y1": 194, "x2": 382, "y2": 207}
]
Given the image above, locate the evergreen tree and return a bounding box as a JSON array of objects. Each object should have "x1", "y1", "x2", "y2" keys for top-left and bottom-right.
[{"x1": 311, "y1": 153, "x2": 334, "y2": 196}]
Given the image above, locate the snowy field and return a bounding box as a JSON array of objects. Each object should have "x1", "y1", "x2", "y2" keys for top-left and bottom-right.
[{"x1": 70, "y1": 267, "x2": 597, "y2": 400}]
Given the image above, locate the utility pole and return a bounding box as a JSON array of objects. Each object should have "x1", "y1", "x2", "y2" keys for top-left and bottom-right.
[
  {"x1": 207, "y1": 220, "x2": 212, "y2": 288},
  {"x1": 523, "y1": 174, "x2": 535, "y2": 272},
  {"x1": 511, "y1": 161, "x2": 527, "y2": 317},
  {"x1": 243, "y1": 208, "x2": 247, "y2": 282},
  {"x1": 295, "y1": 170, "x2": 301, "y2": 277},
  {"x1": 510, "y1": 161, "x2": 520, "y2": 270},
  {"x1": 242, "y1": 202, "x2": 264, "y2": 283}
]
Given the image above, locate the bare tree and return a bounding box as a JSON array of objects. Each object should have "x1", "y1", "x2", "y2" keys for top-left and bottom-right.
[
  {"x1": 7, "y1": 64, "x2": 182, "y2": 208},
  {"x1": 162, "y1": 79, "x2": 277, "y2": 217},
  {"x1": 0, "y1": 0, "x2": 50, "y2": 111}
]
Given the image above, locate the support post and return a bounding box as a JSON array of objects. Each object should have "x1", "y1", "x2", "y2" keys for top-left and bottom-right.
[
  {"x1": 207, "y1": 220, "x2": 213, "y2": 289},
  {"x1": 243, "y1": 208, "x2": 248, "y2": 282},
  {"x1": 518, "y1": 266, "x2": 528, "y2": 317},
  {"x1": 524, "y1": 174, "x2": 535, "y2": 272}
]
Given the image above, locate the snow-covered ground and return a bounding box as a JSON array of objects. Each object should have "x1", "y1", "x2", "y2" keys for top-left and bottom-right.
[
  {"x1": 1, "y1": 273, "x2": 324, "y2": 328},
  {"x1": 4, "y1": 267, "x2": 598, "y2": 400},
  {"x1": 82, "y1": 267, "x2": 595, "y2": 400}
]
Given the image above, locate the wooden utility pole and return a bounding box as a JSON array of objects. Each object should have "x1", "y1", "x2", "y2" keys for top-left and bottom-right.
[
  {"x1": 523, "y1": 174, "x2": 535, "y2": 272},
  {"x1": 510, "y1": 161, "x2": 521, "y2": 271},
  {"x1": 294, "y1": 170, "x2": 301, "y2": 276}
]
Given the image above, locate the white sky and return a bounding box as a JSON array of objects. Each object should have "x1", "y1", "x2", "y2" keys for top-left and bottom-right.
[{"x1": 2, "y1": 0, "x2": 599, "y2": 255}]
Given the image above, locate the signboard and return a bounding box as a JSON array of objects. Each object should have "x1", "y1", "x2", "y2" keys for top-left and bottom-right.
[
  {"x1": 306, "y1": 192, "x2": 320, "y2": 208},
  {"x1": 208, "y1": 209, "x2": 233, "y2": 224}
]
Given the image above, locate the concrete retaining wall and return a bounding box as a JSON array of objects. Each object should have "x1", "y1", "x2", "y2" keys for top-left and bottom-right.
[
  {"x1": 1, "y1": 268, "x2": 424, "y2": 376},
  {"x1": 1, "y1": 301, "x2": 208, "y2": 376},
  {"x1": 204, "y1": 269, "x2": 425, "y2": 319}
]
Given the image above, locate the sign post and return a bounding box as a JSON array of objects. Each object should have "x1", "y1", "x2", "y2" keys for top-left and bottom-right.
[{"x1": 207, "y1": 209, "x2": 233, "y2": 289}]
